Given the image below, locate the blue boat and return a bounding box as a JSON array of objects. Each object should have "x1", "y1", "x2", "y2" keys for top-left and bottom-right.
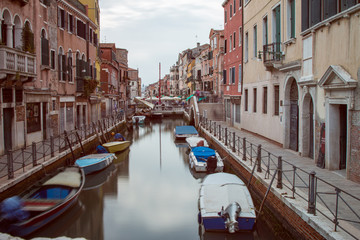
[
  {"x1": 75, "y1": 153, "x2": 116, "y2": 175},
  {"x1": 198, "y1": 173, "x2": 256, "y2": 233},
  {"x1": 174, "y1": 125, "x2": 198, "y2": 139},
  {"x1": 189, "y1": 146, "x2": 224, "y2": 173}
]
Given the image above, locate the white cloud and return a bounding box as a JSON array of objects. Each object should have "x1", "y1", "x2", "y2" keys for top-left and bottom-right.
[{"x1": 100, "y1": 0, "x2": 223, "y2": 86}]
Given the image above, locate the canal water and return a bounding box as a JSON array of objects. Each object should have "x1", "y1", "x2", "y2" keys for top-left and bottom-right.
[{"x1": 30, "y1": 118, "x2": 276, "y2": 240}]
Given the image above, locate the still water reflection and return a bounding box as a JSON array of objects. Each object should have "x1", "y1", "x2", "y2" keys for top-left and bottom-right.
[{"x1": 31, "y1": 118, "x2": 275, "y2": 240}]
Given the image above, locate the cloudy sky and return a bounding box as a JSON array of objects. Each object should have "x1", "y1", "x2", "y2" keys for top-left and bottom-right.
[{"x1": 99, "y1": 0, "x2": 223, "y2": 86}]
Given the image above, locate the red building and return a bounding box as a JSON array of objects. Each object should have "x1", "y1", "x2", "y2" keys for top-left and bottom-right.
[{"x1": 222, "y1": 0, "x2": 243, "y2": 126}]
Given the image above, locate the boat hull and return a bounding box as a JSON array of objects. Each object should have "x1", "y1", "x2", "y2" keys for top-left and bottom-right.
[
  {"x1": 189, "y1": 151, "x2": 224, "y2": 172},
  {"x1": 75, "y1": 153, "x2": 116, "y2": 175},
  {"x1": 200, "y1": 215, "x2": 256, "y2": 232},
  {"x1": 103, "y1": 141, "x2": 131, "y2": 153}
]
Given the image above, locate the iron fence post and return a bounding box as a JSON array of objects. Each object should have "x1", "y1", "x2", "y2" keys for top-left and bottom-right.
[
  {"x1": 214, "y1": 122, "x2": 217, "y2": 137},
  {"x1": 334, "y1": 188, "x2": 340, "y2": 231},
  {"x1": 7, "y1": 150, "x2": 14, "y2": 179},
  {"x1": 277, "y1": 156, "x2": 283, "y2": 189},
  {"x1": 242, "y1": 137, "x2": 246, "y2": 161},
  {"x1": 232, "y1": 132, "x2": 236, "y2": 152},
  {"x1": 308, "y1": 171, "x2": 316, "y2": 215},
  {"x1": 219, "y1": 125, "x2": 221, "y2": 141},
  {"x1": 225, "y1": 128, "x2": 228, "y2": 146},
  {"x1": 257, "y1": 144, "x2": 262, "y2": 172},
  {"x1": 209, "y1": 120, "x2": 212, "y2": 133},
  {"x1": 50, "y1": 135, "x2": 54, "y2": 157},
  {"x1": 32, "y1": 142, "x2": 37, "y2": 166}
]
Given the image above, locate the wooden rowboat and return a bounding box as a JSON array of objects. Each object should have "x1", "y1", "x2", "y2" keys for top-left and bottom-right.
[{"x1": 102, "y1": 141, "x2": 131, "y2": 153}]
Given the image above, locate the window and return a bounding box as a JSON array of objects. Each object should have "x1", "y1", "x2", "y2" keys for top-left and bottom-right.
[
  {"x1": 263, "y1": 86, "x2": 268, "y2": 114},
  {"x1": 76, "y1": 19, "x2": 86, "y2": 40},
  {"x1": 253, "y1": 88, "x2": 257, "y2": 112},
  {"x1": 235, "y1": 103, "x2": 240, "y2": 123},
  {"x1": 68, "y1": 14, "x2": 74, "y2": 33},
  {"x1": 41, "y1": 30, "x2": 49, "y2": 66},
  {"x1": 57, "y1": 8, "x2": 65, "y2": 29},
  {"x1": 68, "y1": 51, "x2": 73, "y2": 82},
  {"x1": 230, "y1": 5, "x2": 233, "y2": 18},
  {"x1": 274, "y1": 85, "x2": 279, "y2": 115},
  {"x1": 50, "y1": 50, "x2": 55, "y2": 69},
  {"x1": 233, "y1": 32, "x2": 236, "y2": 49},
  {"x1": 27, "y1": 103, "x2": 41, "y2": 133},
  {"x1": 232, "y1": 67, "x2": 236, "y2": 84},
  {"x1": 229, "y1": 35, "x2": 232, "y2": 52},
  {"x1": 253, "y1": 25, "x2": 257, "y2": 58},
  {"x1": 244, "y1": 32, "x2": 248, "y2": 62},
  {"x1": 225, "y1": 10, "x2": 227, "y2": 24},
  {"x1": 244, "y1": 89, "x2": 248, "y2": 111},
  {"x1": 287, "y1": 0, "x2": 296, "y2": 39},
  {"x1": 263, "y1": 16, "x2": 268, "y2": 46},
  {"x1": 225, "y1": 39, "x2": 227, "y2": 53},
  {"x1": 223, "y1": 69, "x2": 227, "y2": 84},
  {"x1": 273, "y1": 5, "x2": 281, "y2": 55},
  {"x1": 226, "y1": 99, "x2": 231, "y2": 118},
  {"x1": 239, "y1": 27, "x2": 242, "y2": 46},
  {"x1": 302, "y1": 0, "x2": 358, "y2": 32},
  {"x1": 234, "y1": 0, "x2": 236, "y2": 14},
  {"x1": 239, "y1": 0, "x2": 242, "y2": 8},
  {"x1": 58, "y1": 48, "x2": 66, "y2": 81}
]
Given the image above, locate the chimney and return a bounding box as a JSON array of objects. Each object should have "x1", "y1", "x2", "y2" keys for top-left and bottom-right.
[{"x1": 197, "y1": 42, "x2": 200, "y2": 48}]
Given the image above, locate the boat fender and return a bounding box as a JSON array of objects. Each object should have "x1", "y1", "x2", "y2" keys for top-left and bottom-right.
[{"x1": 0, "y1": 196, "x2": 29, "y2": 222}]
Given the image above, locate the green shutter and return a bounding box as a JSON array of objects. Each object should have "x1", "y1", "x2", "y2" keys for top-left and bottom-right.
[{"x1": 291, "y1": 0, "x2": 295, "y2": 38}]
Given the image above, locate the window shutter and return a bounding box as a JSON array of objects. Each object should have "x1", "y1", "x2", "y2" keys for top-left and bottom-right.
[
  {"x1": 301, "y1": 0, "x2": 310, "y2": 31},
  {"x1": 58, "y1": 8, "x2": 61, "y2": 27},
  {"x1": 324, "y1": 0, "x2": 337, "y2": 19},
  {"x1": 41, "y1": 37, "x2": 49, "y2": 66},
  {"x1": 64, "y1": 12, "x2": 68, "y2": 31},
  {"x1": 76, "y1": 59, "x2": 80, "y2": 78},
  {"x1": 311, "y1": 0, "x2": 321, "y2": 27},
  {"x1": 68, "y1": 56, "x2": 72, "y2": 82},
  {"x1": 62, "y1": 55, "x2": 67, "y2": 81},
  {"x1": 58, "y1": 54, "x2": 62, "y2": 80},
  {"x1": 223, "y1": 69, "x2": 227, "y2": 84}
]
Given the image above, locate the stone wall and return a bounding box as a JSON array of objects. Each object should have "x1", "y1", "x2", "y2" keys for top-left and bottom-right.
[{"x1": 198, "y1": 103, "x2": 224, "y2": 121}]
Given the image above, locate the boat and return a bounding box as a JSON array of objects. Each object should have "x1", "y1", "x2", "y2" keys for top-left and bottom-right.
[
  {"x1": 198, "y1": 173, "x2": 256, "y2": 233},
  {"x1": 0, "y1": 166, "x2": 85, "y2": 237},
  {"x1": 174, "y1": 125, "x2": 199, "y2": 139},
  {"x1": 186, "y1": 136, "x2": 209, "y2": 149},
  {"x1": 189, "y1": 146, "x2": 224, "y2": 173},
  {"x1": 83, "y1": 163, "x2": 117, "y2": 190},
  {"x1": 102, "y1": 141, "x2": 131, "y2": 153},
  {"x1": 75, "y1": 153, "x2": 117, "y2": 175},
  {"x1": 132, "y1": 115, "x2": 146, "y2": 124}
]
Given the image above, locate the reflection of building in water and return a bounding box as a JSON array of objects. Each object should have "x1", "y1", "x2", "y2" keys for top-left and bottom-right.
[{"x1": 116, "y1": 149, "x2": 130, "y2": 182}]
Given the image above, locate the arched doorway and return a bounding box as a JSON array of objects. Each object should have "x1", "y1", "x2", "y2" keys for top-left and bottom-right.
[
  {"x1": 289, "y1": 80, "x2": 299, "y2": 151},
  {"x1": 302, "y1": 93, "x2": 314, "y2": 158}
]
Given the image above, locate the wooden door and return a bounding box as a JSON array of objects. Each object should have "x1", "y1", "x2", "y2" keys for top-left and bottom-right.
[
  {"x1": 290, "y1": 101, "x2": 298, "y2": 151},
  {"x1": 339, "y1": 105, "x2": 347, "y2": 169},
  {"x1": 309, "y1": 99, "x2": 314, "y2": 158}
]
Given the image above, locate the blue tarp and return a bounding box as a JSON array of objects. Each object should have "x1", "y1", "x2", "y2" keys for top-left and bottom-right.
[
  {"x1": 175, "y1": 126, "x2": 198, "y2": 135},
  {"x1": 192, "y1": 147, "x2": 215, "y2": 161}
]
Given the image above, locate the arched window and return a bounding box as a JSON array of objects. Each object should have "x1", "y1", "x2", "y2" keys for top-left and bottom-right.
[
  {"x1": 58, "y1": 47, "x2": 66, "y2": 81},
  {"x1": 22, "y1": 21, "x2": 34, "y2": 52},
  {"x1": 1, "y1": 10, "x2": 12, "y2": 47},
  {"x1": 41, "y1": 29, "x2": 49, "y2": 66},
  {"x1": 13, "y1": 15, "x2": 22, "y2": 49}
]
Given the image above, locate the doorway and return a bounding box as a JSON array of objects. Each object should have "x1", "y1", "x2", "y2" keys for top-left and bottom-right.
[
  {"x1": 339, "y1": 105, "x2": 347, "y2": 169},
  {"x1": 289, "y1": 81, "x2": 298, "y2": 151}
]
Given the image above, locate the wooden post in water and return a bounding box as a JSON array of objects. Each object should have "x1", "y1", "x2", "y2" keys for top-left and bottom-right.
[{"x1": 64, "y1": 130, "x2": 75, "y2": 164}]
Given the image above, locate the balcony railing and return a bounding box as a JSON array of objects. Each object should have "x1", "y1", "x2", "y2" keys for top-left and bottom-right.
[
  {"x1": 262, "y1": 42, "x2": 282, "y2": 64},
  {"x1": 0, "y1": 45, "x2": 36, "y2": 79}
]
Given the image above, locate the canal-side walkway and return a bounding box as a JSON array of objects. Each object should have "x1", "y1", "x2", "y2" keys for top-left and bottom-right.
[{"x1": 200, "y1": 120, "x2": 360, "y2": 240}]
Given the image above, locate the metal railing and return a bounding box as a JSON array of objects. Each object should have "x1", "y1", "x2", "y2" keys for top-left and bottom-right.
[
  {"x1": 200, "y1": 116, "x2": 360, "y2": 240},
  {"x1": 1, "y1": 113, "x2": 125, "y2": 180}
]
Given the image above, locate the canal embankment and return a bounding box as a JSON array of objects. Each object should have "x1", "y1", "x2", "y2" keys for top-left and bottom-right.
[
  {"x1": 195, "y1": 119, "x2": 360, "y2": 240},
  {"x1": 0, "y1": 118, "x2": 128, "y2": 201}
]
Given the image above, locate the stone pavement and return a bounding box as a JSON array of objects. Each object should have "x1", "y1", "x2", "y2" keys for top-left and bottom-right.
[{"x1": 202, "y1": 121, "x2": 360, "y2": 240}]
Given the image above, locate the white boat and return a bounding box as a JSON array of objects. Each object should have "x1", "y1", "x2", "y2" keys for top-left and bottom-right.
[
  {"x1": 75, "y1": 153, "x2": 116, "y2": 175},
  {"x1": 189, "y1": 146, "x2": 224, "y2": 173},
  {"x1": 185, "y1": 136, "x2": 209, "y2": 149},
  {"x1": 132, "y1": 115, "x2": 146, "y2": 124},
  {"x1": 198, "y1": 173, "x2": 256, "y2": 233}
]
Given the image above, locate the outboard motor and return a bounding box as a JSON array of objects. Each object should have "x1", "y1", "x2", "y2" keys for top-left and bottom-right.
[
  {"x1": 219, "y1": 202, "x2": 241, "y2": 233},
  {"x1": 206, "y1": 156, "x2": 217, "y2": 173},
  {"x1": 0, "y1": 196, "x2": 29, "y2": 231}
]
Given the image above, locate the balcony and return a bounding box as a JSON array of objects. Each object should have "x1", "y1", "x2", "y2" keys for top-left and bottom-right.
[
  {"x1": 260, "y1": 42, "x2": 284, "y2": 69},
  {"x1": 0, "y1": 45, "x2": 36, "y2": 81}
]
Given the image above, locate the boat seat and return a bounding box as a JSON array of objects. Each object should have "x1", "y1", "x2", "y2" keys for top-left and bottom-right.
[{"x1": 23, "y1": 199, "x2": 61, "y2": 212}]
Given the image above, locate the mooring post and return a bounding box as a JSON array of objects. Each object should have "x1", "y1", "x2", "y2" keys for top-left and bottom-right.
[
  {"x1": 277, "y1": 156, "x2": 283, "y2": 189},
  {"x1": 308, "y1": 171, "x2": 316, "y2": 214},
  {"x1": 218, "y1": 125, "x2": 221, "y2": 141},
  {"x1": 257, "y1": 144, "x2": 262, "y2": 172},
  {"x1": 32, "y1": 142, "x2": 37, "y2": 166},
  {"x1": 64, "y1": 130, "x2": 75, "y2": 164},
  {"x1": 209, "y1": 120, "x2": 212, "y2": 133},
  {"x1": 242, "y1": 137, "x2": 246, "y2": 161},
  {"x1": 225, "y1": 128, "x2": 228, "y2": 146},
  {"x1": 7, "y1": 150, "x2": 14, "y2": 179},
  {"x1": 214, "y1": 122, "x2": 217, "y2": 137},
  {"x1": 232, "y1": 132, "x2": 236, "y2": 152},
  {"x1": 75, "y1": 130, "x2": 85, "y2": 157},
  {"x1": 50, "y1": 135, "x2": 54, "y2": 157}
]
